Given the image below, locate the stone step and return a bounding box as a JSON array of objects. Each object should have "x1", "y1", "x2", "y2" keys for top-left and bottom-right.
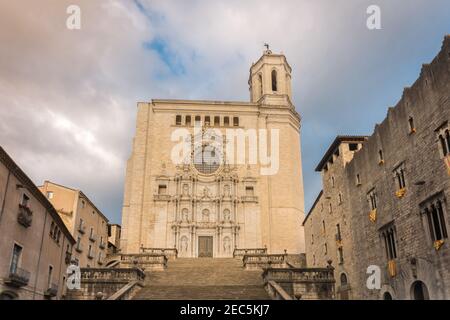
[
  {"x1": 133, "y1": 258, "x2": 270, "y2": 300},
  {"x1": 133, "y1": 285, "x2": 269, "y2": 300}
]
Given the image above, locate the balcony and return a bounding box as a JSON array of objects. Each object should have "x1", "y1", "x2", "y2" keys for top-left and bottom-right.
[
  {"x1": 5, "y1": 267, "x2": 30, "y2": 287},
  {"x1": 44, "y1": 283, "x2": 58, "y2": 298},
  {"x1": 78, "y1": 223, "x2": 86, "y2": 234},
  {"x1": 17, "y1": 204, "x2": 33, "y2": 228}
]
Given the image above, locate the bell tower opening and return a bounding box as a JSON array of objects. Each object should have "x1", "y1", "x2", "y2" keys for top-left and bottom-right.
[{"x1": 249, "y1": 45, "x2": 293, "y2": 105}]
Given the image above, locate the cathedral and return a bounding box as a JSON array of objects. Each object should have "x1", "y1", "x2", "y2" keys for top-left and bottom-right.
[{"x1": 120, "y1": 48, "x2": 305, "y2": 257}]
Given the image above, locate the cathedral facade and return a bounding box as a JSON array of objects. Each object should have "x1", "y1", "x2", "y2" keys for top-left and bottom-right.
[{"x1": 120, "y1": 49, "x2": 305, "y2": 257}]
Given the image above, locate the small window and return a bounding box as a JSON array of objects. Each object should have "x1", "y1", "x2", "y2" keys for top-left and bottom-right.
[
  {"x1": 349, "y1": 143, "x2": 358, "y2": 151},
  {"x1": 368, "y1": 189, "x2": 377, "y2": 210},
  {"x1": 356, "y1": 174, "x2": 361, "y2": 185},
  {"x1": 81, "y1": 200, "x2": 86, "y2": 209},
  {"x1": 224, "y1": 117, "x2": 230, "y2": 127},
  {"x1": 338, "y1": 247, "x2": 344, "y2": 264},
  {"x1": 185, "y1": 115, "x2": 191, "y2": 126},
  {"x1": 331, "y1": 176, "x2": 335, "y2": 188},
  {"x1": 47, "y1": 266, "x2": 53, "y2": 288},
  {"x1": 322, "y1": 220, "x2": 326, "y2": 234},
  {"x1": 46, "y1": 191, "x2": 54, "y2": 199},
  {"x1": 378, "y1": 150, "x2": 384, "y2": 164},
  {"x1": 381, "y1": 225, "x2": 397, "y2": 260},
  {"x1": 394, "y1": 166, "x2": 406, "y2": 190},
  {"x1": 175, "y1": 115, "x2": 182, "y2": 126},
  {"x1": 324, "y1": 243, "x2": 328, "y2": 255},
  {"x1": 214, "y1": 116, "x2": 220, "y2": 126},
  {"x1": 336, "y1": 224, "x2": 342, "y2": 240},
  {"x1": 271, "y1": 70, "x2": 277, "y2": 91},
  {"x1": 10, "y1": 244, "x2": 23, "y2": 274},
  {"x1": 423, "y1": 198, "x2": 448, "y2": 243},
  {"x1": 158, "y1": 185, "x2": 167, "y2": 195},
  {"x1": 311, "y1": 234, "x2": 314, "y2": 244},
  {"x1": 338, "y1": 193, "x2": 343, "y2": 204},
  {"x1": 195, "y1": 115, "x2": 201, "y2": 125},
  {"x1": 408, "y1": 117, "x2": 416, "y2": 133},
  {"x1": 438, "y1": 129, "x2": 450, "y2": 157},
  {"x1": 245, "y1": 186, "x2": 254, "y2": 196},
  {"x1": 205, "y1": 116, "x2": 210, "y2": 126},
  {"x1": 233, "y1": 117, "x2": 239, "y2": 127},
  {"x1": 21, "y1": 194, "x2": 29, "y2": 207},
  {"x1": 329, "y1": 203, "x2": 332, "y2": 214}
]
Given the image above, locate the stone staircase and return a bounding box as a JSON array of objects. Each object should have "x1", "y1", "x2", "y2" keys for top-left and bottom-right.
[{"x1": 132, "y1": 258, "x2": 270, "y2": 300}]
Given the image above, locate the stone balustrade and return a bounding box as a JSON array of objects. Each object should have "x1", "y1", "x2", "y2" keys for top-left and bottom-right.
[
  {"x1": 119, "y1": 253, "x2": 168, "y2": 270},
  {"x1": 66, "y1": 268, "x2": 145, "y2": 300},
  {"x1": 140, "y1": 247, "x2": 178, "y2": 259},
  {"x1": 243, "y1": 254, "x2": 287, "y2": 270},
  {"x1": 262, "y1": 267, "x2": 335, "y2": 300},
  {"x1": 233, "y1": 248, "x2": 267, "y2": 258}
]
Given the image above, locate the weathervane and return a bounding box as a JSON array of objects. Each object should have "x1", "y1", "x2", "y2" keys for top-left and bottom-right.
[{"x1": 264, "y1": 43, "x2": 270, "y2": 51}]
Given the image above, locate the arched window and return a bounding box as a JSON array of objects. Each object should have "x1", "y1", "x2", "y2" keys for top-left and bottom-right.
[
  {"x1": 185, "y1": 115, "x2": 191, "y2": 126},
  {"x1": 439, "y1": 135, "x2": 448, "y2": 155},
  {"x1": 271, "y1": 70, "x2": 277, "y2": 92},
  {"x1": 340, "y1": 273, "x2": 348, "y2": 285},
  {"x1": 175, "y1": 115, "x2": 182, "y2": 126},
  {"x1": 233, "y1": 117, "x2": 239, "y2": 127},
  {"x1": 258, "y1": 74, "x2": 263, "y2": 96}
]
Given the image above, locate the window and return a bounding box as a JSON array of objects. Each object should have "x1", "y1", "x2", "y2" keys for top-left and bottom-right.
[
  {"x1": 21, "y1": 194, "x2": 29, "y2": 207},
  {"x1": 329, "y1": 203, "x2": 332, "y2": 214},
  {"x1": 46, "y1": 191, "x2": 54, "y2": 199},
  {"x1": 322, "y1": 220, "x2": 326, "y2": 234},
  {"x1": 47, "y1": 266, "x2": 53, "y2": 288},
  {"x1": 245, "y1": 186, "x2": 254, "y2": 196},
  {"x1": 224, "y1": 117, "x2": 230, "y2": 127},
  {"x1": 50, "y1": 222, "x2": 55, "y2": 237},
  {"x1": 368, "y1": 189, "x2": 377, "y2": 210},
  {"x1": 312, "y1": 254, "x2": 316, "y2": 265},
  {"x1": 422, "y1": 197, "x2": 448, "y2": 244},
  {"x1": 214, "y1": 116, "x2": 220, "y2": 126},
  {"x1": 331, "y1": 176, "x2": 335, "y2": 187},
  {"x1": 81, "y1": 200, "x2": 85, "y2": 209},
  {"x1": 356, "y1": 174, "x2": 361, "y2": 185},
  {"x1": 10, "y1": 244, "x2": 22, "y2": 274},
  {"x1": 271, "y1": 70, "x2": 277, "y2": 91},
  {"x1": 408, "y1": 116, "x2": 416, "y2": 133},
  {"x1": 258, "y1": 74, "x2": 263, "y2": 96},
  {"x1": 158, "y1": 185, "x2": 167, "y2": 195},
  {"x1": 88, "y1": 245, "x2": 93, "y2": 258},
  {"x1": 233, "y1": 117, "x2": 239, "y2": 127},
  {"x1": 438, "y1": 128, "x2": 450, "y2": 156},
  {"x1": 185, "y1": 115, "x2": 191, "y2": 126},
  {"x1": 378, "y1": 150, "x2": 384, "y2": 164},
  {"x1": 394, "y1": 166, "x2": 406, "y2": 190},
  {"x1": 204, "y1": 116, "x2": 210, "y2": 126},
  {"x1": 90, "y1": 227, "x2": 94, "y2": 238},
  {"x1": 338, "y1": 247, "x2": 344, "y2": 264},
  {"x1": 311, "y1": 234, "x2": 314, "y2": 244},
  {"x1": 381, "y1": 225, "x2": 397, "y2": 260},
  {"x1": 336, "y1": 224, "x2": 342, "y2": 241},
  {"x1": 349, "y1": 143, "x2": 358, "y2": 151},
  {"x1": 324, "y1": 243, "x2": 328, "y2": 255},
  {"x1": 175, "y1": 115, "x2": 182, "y2": 126},
  {"x1": 338, "y1": 193, "x2": 343, "y2": 204},
  {"x1": 195, "y1": 115, "x2": 201, "y2": 125}
]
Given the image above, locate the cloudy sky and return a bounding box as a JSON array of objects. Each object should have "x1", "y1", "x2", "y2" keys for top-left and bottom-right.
[{"x1": 0, "y1": 0, "x2": 449, "y2": 224}]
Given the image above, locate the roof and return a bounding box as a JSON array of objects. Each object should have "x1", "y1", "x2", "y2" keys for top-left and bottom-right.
[
  {"x1": 0, "y1": 146, "x2": 76, "y2": 244},
  {"x1": 315, "y1": 135, "x2": 368, "y2": 172},
  {"x1": 43, "y1": 180, "x2": 109, "y2": 223},
  {"x1": 302, "y1": 190, "x2": 323, "y2": 226}
]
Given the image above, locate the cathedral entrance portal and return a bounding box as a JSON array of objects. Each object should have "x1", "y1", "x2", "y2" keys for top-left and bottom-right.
[{"x1": 198, "y1": 236, "x2": 213, "y2": 257}]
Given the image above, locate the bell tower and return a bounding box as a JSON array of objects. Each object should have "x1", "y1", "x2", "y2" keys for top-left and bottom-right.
[{"x1": 249, "y1": 45, "x2": 293, "y2": 106}]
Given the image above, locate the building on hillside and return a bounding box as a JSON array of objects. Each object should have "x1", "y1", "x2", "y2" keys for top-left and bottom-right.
[
  {"x1": 120, "y1": 47, "x2": 306, "y2": 257},
  {"x1": 0, "y1": 147, "x2": 75, "y2": 300},
  {"x1": 39, "y1": 181, "x2": 109, "y2": 268},
  {"x1": 304, "y1": 35, "x2": 450, "y2": 300}
]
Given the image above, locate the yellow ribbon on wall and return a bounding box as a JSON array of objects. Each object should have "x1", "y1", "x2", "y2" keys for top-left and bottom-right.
[
  {"x1": 369, "y1": 209, "x2": 377, "y2": 223},
  {"x1": 434, "y1": 239, "x2": 445, "y2": 251},
  {"x1": 395, "y1": 188, "x2": 406, "y2": 198},
  {"x1": 388, "y1": 260, "x2": 396, "y2": 277},
  {"x1": 445, "y1": 155, "x2": 450, "y2": 176}
]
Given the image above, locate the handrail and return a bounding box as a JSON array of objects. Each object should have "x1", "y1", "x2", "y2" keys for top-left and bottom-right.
[
  {"x1": 107, "y1": 280, "x2": 143, "y2": 300},
  {"x1": 266, "y1": 280, "x2": 293, "y2": 300}
]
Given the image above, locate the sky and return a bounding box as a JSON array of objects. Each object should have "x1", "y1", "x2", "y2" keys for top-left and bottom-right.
[{"x1": 0, "y1": 0, "x2": 449, "y2": 224}]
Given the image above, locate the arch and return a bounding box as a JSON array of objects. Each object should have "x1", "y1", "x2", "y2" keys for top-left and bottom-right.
[
  {"x1": 411, "y1": 281, "x2": 430, "y2": 300},
  {"x1": 271, "y1": 69, "x2": 278, "y2": 91},
  {"x1": 383, "y1": 292, "x2": 393, "y2": 300},
  {"x1": 0, "y1": 291, "x2": 18, "y2": 300}
]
